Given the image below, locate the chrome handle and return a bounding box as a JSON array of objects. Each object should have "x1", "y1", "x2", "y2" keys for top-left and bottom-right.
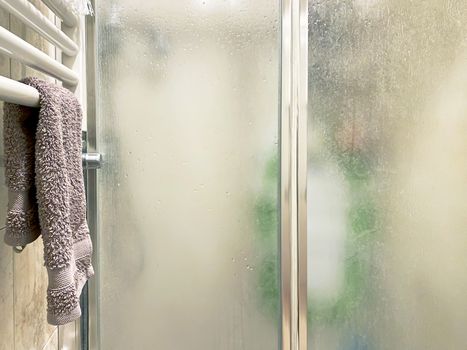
[{"x1": 82, "y1": 152, "x2": 102, "y2": 169}]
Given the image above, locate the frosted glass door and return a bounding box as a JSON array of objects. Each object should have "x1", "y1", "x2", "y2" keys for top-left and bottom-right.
[
  {"x1": 307, "y1": 1, "x2": 467, "y2": 349},
  {"x1": 95, "y1": 1, "x2": 280, "y2": 349}
]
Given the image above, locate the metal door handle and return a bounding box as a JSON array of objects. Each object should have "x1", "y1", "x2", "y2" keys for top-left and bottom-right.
[{"x1": 82, "y1": 152, "x2": 102, "y2": 169}]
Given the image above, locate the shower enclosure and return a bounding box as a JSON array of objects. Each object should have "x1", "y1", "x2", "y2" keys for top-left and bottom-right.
[{"x1": 85, "y1": 0, "x2": 467, "y2": 349}]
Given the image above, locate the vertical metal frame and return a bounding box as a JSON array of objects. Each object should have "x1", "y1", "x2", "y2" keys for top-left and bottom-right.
[
  {"x1": 84, "y1": 2, "x2": 99, "y2": 349},
  {"x1": 296, "y1": 1, "x2": 308, "y2": 349},
  {"x1": 280, "y1": 0, "x2": 293, "y2": 347},
  {"x1": 281, "y1": 0, "x2": 308, "y2": 349}
]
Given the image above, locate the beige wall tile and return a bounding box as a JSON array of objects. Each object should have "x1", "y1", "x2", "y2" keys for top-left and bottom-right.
[
  {"x1": 13, "y1": 239, "x2": 56, "y2": 350},
  {"x1": 42, "y1": 327, "x2": 58, "y2": 350},
  {"x1": 0, "y1": 7, "x2": 13, "y2": 350},
  {"x1": 59, "y1": 322, "x2": 78, "y2": 350},
  {"x1": 0, "y1": 229, "x2": 13, "y2": 350}
]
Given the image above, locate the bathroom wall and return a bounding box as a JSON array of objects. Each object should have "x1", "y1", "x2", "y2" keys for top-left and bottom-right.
[{"x1": 0, "y1": 2, "x2": 78, "y2": 349}]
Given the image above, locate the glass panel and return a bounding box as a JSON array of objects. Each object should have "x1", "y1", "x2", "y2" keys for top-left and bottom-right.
[
  {"x1": 96, "y1": 1, "x2": 280, "y2": 349},
  {"x1": 307, "y1": 1, "x2": 467, "y2": 348}
]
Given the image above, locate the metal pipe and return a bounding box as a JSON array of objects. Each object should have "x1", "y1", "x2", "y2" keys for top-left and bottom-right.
[
  {"x1": 40, "y1": 0, "x2": 79, "y2": 27},
  {"x1": 0, "y1": 75, "x2": 39, "y2": 107},
  {"x1": 0, "y1": 26, "x2": 79, "y2": 85},
  {"x1": 0, "y1": 0, "x2": 79, "y2": 56}
]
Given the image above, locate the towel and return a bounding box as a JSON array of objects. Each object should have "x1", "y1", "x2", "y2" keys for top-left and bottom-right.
[{"x1": 3, "y1": 77, "x2": 94, "y2": 325}]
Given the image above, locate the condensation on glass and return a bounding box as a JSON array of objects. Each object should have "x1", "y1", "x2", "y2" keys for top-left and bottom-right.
[
  {"x1": 96, "y1": 1, "x2": 280, "y2": 349},
  {"x1": 307, "y1": 1, "x2": 467, "y2": 349}
]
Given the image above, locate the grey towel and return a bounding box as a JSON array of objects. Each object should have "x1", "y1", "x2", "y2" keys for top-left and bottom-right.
[{"x1": 3, "y1": 77, "x2": 94, "y2": 325}]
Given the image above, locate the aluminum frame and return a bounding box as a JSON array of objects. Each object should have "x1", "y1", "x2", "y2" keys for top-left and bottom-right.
[
  {"x1": 296, "y1": 1, "x2": 308, "y2": 349},
  {"x1": 84, "y1": 2, "x2": 99, "y2": 349},
  {"x1": 281, "y1": 0, "x2": 308, "y2": 349},
  {"x1": 280, "y1": 0, "x2": 293, "y2": 347}
]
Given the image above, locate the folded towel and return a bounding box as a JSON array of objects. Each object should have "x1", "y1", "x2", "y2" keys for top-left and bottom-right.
[{"x1": 3, "y1": 77, "x2": 94, "y2": 325}]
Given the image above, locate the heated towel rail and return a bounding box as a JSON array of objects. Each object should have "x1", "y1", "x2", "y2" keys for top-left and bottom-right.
[
  {"x1": 0, "y1": 74, "x2": 39, "y2": 106},
  {"x1": 0, "y1": 1, "x2": 101, "y2": 171},
  {"x1": 0, "y1": 0, "x2": 82, "y2": 106},
  {"x1": 0, "y1": 0, "x2": 79, "y2": 55}
]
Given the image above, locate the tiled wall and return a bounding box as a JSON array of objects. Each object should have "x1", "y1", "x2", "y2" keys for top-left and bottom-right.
[{"x1": 0, "y1": 2, "x2": 79, "y2": 349}]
